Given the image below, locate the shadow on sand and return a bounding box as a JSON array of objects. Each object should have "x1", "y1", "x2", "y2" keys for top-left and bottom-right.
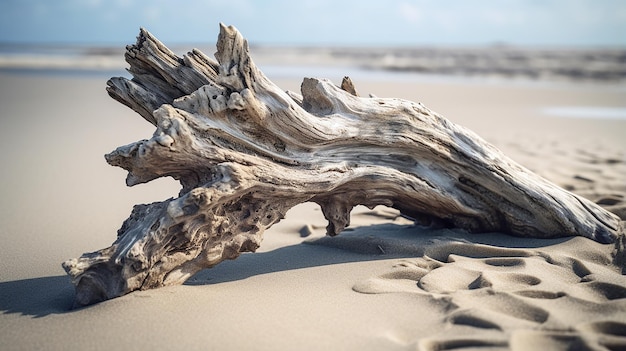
[
  {"x1": 0, "y1": 275, "x2": 75, "y2": 317},
  {"x1": 0, "y1": 223, "x2": 572, "y2": 317}
]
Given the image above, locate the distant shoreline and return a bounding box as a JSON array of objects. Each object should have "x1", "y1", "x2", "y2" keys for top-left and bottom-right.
[
  {"x1": 0, "y1": 67, "x2": 129, "y2": 78},
  {"x1": 1, "y1": 44, "x2": 625, "y2": 84}
]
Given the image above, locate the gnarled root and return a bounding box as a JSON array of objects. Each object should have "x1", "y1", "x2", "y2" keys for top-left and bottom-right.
[{"x1": 63, "y1": 24, "x2": 623, "y2": 307}]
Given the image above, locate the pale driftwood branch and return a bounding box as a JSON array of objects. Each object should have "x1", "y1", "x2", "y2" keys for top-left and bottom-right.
[{"x1": 62, "y1": 24, "x2": 623, "y2": 307}]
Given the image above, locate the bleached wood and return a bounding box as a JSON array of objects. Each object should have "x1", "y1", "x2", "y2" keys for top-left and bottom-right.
[{"x1": 63, "y1": 24, "x2": 623, "y2": 307}]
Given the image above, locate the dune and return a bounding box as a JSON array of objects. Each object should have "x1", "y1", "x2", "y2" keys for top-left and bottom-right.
[{"x1": 0, "y1": 70, "x2": 625, "y2": 350}]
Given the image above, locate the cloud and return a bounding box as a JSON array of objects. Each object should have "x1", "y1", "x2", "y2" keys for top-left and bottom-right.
[{"x1": 398, "y1": 2, "x2": 422, "y2": 22}]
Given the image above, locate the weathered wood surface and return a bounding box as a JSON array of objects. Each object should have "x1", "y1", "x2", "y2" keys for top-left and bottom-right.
[{"x1": 63, "y1": 24, "x2": 623, "y2": 307}]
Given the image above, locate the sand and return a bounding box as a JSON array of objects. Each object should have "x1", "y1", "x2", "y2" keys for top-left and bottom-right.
[{"x1": 1, "y1": 71, "x2": 625, "y2": 350}]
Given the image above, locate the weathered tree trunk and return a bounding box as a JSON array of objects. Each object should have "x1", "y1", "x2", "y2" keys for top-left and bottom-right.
[{"x1": 62, "y1": 24, "x2": 622, "y2": 307}]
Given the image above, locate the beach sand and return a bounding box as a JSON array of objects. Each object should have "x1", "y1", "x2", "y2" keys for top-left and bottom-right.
[{"x1": 0, "y1": 71, "x2": 625, "y2": 350}]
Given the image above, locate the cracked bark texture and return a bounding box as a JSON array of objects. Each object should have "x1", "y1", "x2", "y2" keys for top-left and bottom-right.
[{"x1": 62, "y1": 24, "x2": 623, "y2": 307}]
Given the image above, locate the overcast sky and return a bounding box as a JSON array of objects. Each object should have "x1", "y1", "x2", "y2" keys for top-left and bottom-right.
[{"x1": 0, "y1": 0, "x2": 624, "y2": 47}]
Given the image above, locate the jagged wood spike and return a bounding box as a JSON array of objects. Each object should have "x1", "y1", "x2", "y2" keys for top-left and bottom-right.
[
  {"x1": 63, "y1": 23, "x2": 623, "y2": 307},
  {"x1": 340, "y1": 76, "x2": 359, "y2": 96}
]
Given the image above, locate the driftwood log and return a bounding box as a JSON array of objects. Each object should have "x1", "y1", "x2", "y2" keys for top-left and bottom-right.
[{"x1": 63, "y1": 24, "x2": 622, "y2": 307}]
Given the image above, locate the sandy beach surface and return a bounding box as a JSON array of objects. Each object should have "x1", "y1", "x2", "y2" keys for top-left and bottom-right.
[{"x1": 1, "y1": 70, "x2": 625, "y2": 350}]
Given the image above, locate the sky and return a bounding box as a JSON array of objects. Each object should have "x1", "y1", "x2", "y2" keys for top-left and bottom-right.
[{"x1": 0, "y1": 0, "x2": 624, "y2": 47}]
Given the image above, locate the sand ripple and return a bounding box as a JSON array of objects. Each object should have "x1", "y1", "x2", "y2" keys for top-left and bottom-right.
[{"x1": 310, "y1": 222, "x2": 626, "y2": 350}]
